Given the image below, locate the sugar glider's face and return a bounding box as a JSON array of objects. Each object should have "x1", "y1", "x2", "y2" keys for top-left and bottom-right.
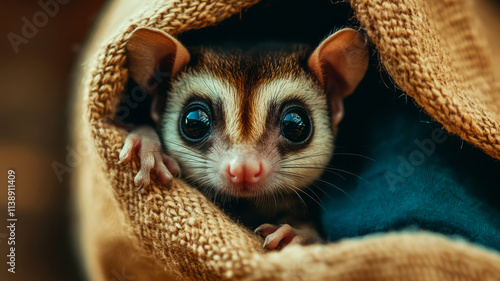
[
  {"x1": 126, "y1": 27, "x2": 368, "y2": 199},
  {"x1": 162, "y1": 47, "x2": 334, "y2": 197}
]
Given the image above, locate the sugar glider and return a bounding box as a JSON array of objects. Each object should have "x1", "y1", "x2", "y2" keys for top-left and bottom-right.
[{"x1": 118, "y1": 27, "x2": 368, "y2": 250}]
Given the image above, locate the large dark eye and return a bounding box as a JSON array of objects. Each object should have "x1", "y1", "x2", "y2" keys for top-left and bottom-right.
[
  {"x1": 280, "y1": 107, "x2": 312, "y2": 143},
  {"x1": 180, "y1": 104, "x2": 211, "y2": 141}
]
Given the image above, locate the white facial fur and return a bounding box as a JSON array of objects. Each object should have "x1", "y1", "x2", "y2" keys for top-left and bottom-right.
[
  {"x1": 160, "y1": 69, "x2": 335, "y2": 199},
  {"x1": 125, "y1": 28, "x2": 368, "y2": 201}
]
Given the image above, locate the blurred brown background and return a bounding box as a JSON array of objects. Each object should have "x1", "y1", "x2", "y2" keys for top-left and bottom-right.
[
  {"x1": 0, "y1": 1, "x2": 105, "y2": 280},
  {"x1": 0, "y1": 0, "x2": 499, "y2": 281}
]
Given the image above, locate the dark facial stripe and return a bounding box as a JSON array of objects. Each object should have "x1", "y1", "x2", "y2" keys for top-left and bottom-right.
[
  {"x1": 211, "y1": 97, "x2": 231, "y2": 147},
  {"x1": 257, "y1": 98, "x2": 315, "y2": 157},
  {"x1": 187, "y1": 45, "x2": 313, "y2": 143},
  {"x1": 240, "y1": 72, "x2": 257, "y2": 141}
]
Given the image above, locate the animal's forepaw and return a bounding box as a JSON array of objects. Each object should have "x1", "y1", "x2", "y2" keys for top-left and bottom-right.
[
  {"x1": 119, "y1": 126, "x2": 180, "y2": 190},
  {"x1": 254, "y1": 223, "x2": 316, "y2": 250}
]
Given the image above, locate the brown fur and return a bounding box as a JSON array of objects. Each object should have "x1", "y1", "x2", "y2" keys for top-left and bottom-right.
[
  {"x1": 161, "y1": 46, "x2": 335, "y2": 196},
  {"x1": 184, "y1": 45, "x2": 318, "y2": 142}
]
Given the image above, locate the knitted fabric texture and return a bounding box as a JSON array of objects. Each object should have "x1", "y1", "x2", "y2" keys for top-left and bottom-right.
[{"x1": 74, "y1": 0, "x2": 500, "y2": 280}]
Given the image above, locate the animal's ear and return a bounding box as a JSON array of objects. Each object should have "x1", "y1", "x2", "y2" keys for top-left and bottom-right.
[
  {"x1": 127, "y1": 27, "x2": 190, "y2": 122},
  {"x1": 308, "y1": 28, "x2": 368, "y2": 126}
]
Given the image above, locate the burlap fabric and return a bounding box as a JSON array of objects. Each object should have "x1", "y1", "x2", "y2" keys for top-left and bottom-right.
[{"x1": 72, "y1": 0, "x2": 500, "y2": 280}]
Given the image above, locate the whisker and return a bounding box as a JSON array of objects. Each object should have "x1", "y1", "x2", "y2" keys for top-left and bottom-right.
[
  {"x1": 280, "y1": 166, "x2": 346, "y2": 180},
  {"x1": 283, "y1": 184, "x2": 307, "y2": 210},
  {"x1": 309, "y1": 182, "x2": 336, "y2": 204},
  {"x1": 281, "y1": 152, "x2": 333, "y2": 163},
  {"x1": 271, "y1": 189, "x2": 277, "y2": 211},
  {"x1": 275, "y1": 173, "x2": 325, "y2": 210},
  {"x1": 163, "y1": 139, "x2": 211, "y2": 160},
  {"x1": 168, "y1": 148, "x2": 206, "y2": 159},
  {"x1": 189, "y1": 166, "x2": 210, "y2": 169},
  {"x1": 168, "y1": 153, "x2": 209, "y2": 165},
  {"x1": 277, "y1": 170, "x2": 352, "y2": 204},
  {"x1": 314, "y1": 178, "x2": 355, "y2": 202},
  {"x1": 282, "y1": 164, "x2": 368, "y2": 183},
  {"x1": 324, "y1": 167, "x2": 370, "y2": 184},
  {"x1": 332, "y1": 152, "x2": 375, "y2": 162},
  {"x1": 169, "y1": 155, "x2": 208, "y2": 165}
]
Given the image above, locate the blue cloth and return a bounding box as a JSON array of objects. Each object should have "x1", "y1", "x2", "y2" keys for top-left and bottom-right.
[{"x1": 320, "y1": 78, "x2": 500, "y2": 251}]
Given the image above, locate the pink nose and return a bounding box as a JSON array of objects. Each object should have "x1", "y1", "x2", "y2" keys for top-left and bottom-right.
[{"x1": 227, "y1": 158, "x2": 263, "y2": 184}]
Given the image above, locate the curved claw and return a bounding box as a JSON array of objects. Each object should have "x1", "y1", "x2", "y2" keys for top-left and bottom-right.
[
  {"x1": 119, "y1": 126, "x2": 179, "y2": 190},
  {"x1": 255, "y1": 223, "x2": 316, "y2": 250}
]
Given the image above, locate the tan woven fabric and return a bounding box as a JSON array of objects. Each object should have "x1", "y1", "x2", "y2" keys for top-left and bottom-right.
[
  {"x1": 352, "y1": 0, "x2": 500, "y2": 159},
  {"x1": 72, "y1": 0, "x2": 500, "y2": 280}
]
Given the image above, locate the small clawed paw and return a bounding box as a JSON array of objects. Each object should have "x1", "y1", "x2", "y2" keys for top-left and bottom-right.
[
  {"x1": 119, "y1": 127, "x2": 180, "y2": 190},
  {"x1": 254, "y1": 223, "x2": 315, "y2": 250}
]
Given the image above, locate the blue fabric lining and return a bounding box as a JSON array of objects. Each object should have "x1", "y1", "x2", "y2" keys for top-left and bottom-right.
[{"x1": 320, "y1": 73, "x2": 500, "y2": 251}]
